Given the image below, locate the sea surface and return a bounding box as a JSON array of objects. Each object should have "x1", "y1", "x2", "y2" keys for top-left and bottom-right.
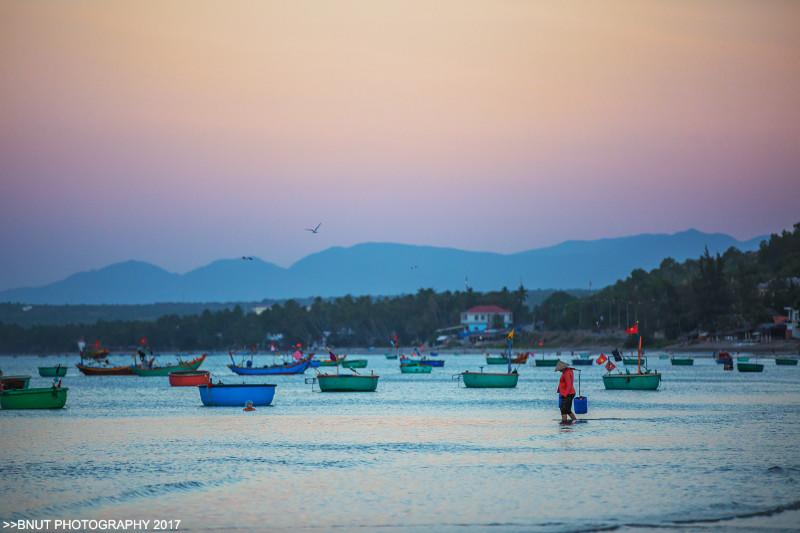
[{"x1": 1, "y1": 352, "x2": 799, "y2": 532}]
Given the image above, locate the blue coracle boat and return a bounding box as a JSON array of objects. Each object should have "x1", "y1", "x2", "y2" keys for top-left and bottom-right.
[
  {"x1": 228, "y1": 355, "x2": 312, "y2": 375},
  {"x1": 199, "y1": 383, "x2": 276, "y2": 406}
]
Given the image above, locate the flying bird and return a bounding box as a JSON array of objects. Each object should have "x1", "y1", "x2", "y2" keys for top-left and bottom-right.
[
  {"x1": 305, "y1": 223, "x2": 322, "y2": 234},
  {"x1": 241, "y1": 256, "x2": 254, "y2": 261},
  {"x1": 411, "y1": 265, "x2": 419, "y2": 270}
]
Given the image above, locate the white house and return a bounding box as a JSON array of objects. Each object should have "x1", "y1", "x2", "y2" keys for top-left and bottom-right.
[{"x1": 460, "y1": 305, "x2": 513, "y2": 332}]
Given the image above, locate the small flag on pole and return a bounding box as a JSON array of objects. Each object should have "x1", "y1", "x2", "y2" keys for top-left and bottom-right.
[
  {"x1": 626, "y1": 323, "x2": 639, "y2": 335},
  {"x1": 596, "y1": 353, "x2": 608, "y2": 365},
  {"x1": 605, "y1": 361, "x2": 616, "y2": 371}
]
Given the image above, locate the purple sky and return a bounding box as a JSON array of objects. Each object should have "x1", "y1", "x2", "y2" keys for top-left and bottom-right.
[{"x1": 1, "y1": 1, "x2": 799, "y2": 291}]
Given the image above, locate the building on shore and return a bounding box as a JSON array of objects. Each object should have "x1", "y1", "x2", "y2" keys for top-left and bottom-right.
[{"x1": 460, "y1": 305, "x2": 513, "y2": 333}]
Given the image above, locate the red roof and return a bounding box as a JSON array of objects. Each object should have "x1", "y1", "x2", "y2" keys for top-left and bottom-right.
[{"x1": 466, "y1": 305, "x2": 511, "y2": 314}]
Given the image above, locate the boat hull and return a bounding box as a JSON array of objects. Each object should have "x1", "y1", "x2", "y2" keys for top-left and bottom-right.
[
  {"x1": 317, "y1": 374, "x2": 379, "y2": 392},
  {"x1": 0, "y1": 375, "x2": 31, "y2": 390},
  {"x1": 38, "y1": 366, "x2": 68, "y2": 377},
  {"x1": 169, "y1": 370, "x2": 211, "y2": 386},
  {"x1": 385, "y1": 354, "x2": 398, "y2": 360},
  {"x1": 317, "y1": 360, "x2": 341, "y2": 367},
  {"x1": 199, "y1": 384, "x2": 276, "y2": 406},
  {"x1": 602, "y1": 373, "x2": 661, "y2": 390},
  {"x1": 571, "y1": 359, "x2": 593, "y2": 366},
  {"x1": 419, "y1": 359, "x2": 444, "y2": 367},
  {"x1": 228, "y1": 356, "x2": 312, "y2": 375},
  {"x1": 737, "y1": 363, "x2": 764, "y2": 373},
  {"x1": 132, "y1": 355, "x2": 206, "y2": 377},
  {"x1": 534, "y1": 359, "x2": 559, "y2": 367},
  {"x1": 670, "y1": 358, "x2": 694, "y2": 366},
  {"x1": 341, "y1": 359, "x2": 368, "y2": 369},
  {"x1": 400, "y1": 364, "x2": 432, "y2": 374},
  {"x1": 462, "y1": 371, "x2": 518, "y2": 388},
  {"x1": 623, "y1": 357, "x2": 648, "y2": 366},
  {"x1": 76, "y1": 364, "x2": 133, "y2": 376},
  {"x1": 1, "y1": 387, "x2": 68, "y2": 409},
  {"x1": 775, "y1": 358, "x2": 798, "y2": 366},
  {"x1": 487, "y1": 355, "x2": 528, "y2": 365}
]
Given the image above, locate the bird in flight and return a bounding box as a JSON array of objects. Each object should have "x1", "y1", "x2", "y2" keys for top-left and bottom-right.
[
  {"x1": 410, "y1": 265, "x2": 419, "y2": 270},
  {"x1": 305, "y1": 223, "x2": 322, "y2": 234},
  {"x1": 241, "y1": 256, "x2": 254, "y2": 261}
]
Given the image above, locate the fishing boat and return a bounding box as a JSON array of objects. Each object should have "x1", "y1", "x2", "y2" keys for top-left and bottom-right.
[
  {"x1": 737, "y1": 356, "x2": 750, "y2": 362},
  {"x1": 131, "y1": 354, "x2": 206, "y2": 377},
  {"x1": 228, "y1": 354, "x2": 313, "y2": 375},
  {"x1": 342, "y1": 359, "x2": 368, "y2": 369},
  {"x1": 199, "y1": 383, "x2": 276, "y2": 406},
  {"x1": 670, "y1": 356, "x2": 694, "y2": 366},
  {"x1": 461, "y1": 369, "x2": 519, "y2": 388},
  {"x1": 487, "y1": 352, "x2": 529, "y2": 365},
  {"x1": 603, "y1": 333, "x2": 661, "y2": 391},
  {"x1": 38, "y1": 365, "x2": 68, "y2": 377},
  {"x1": 1, "y1": 386, "x2": 68, "y2": 409},
  {"x1": 0, "y1": 375, "x2": 31, "y2": 390},
  {"x1": 169, "y1": 370, "x2": 211, "y2": 386},
  {"x1": 534, "y1": 355, "x2": 560, "y2": 367},
  {"x1": 400, "y1": 363, "x2": 432, "y2": 374},
  {"x1": 317, "y1": 354, "x2": 346, "y2": 367},
  {"x1": 316, "y1": 373, "x2": 379, "y2": 392},
  {"x1": 419, "y1": 358, "x2": 444, "y2": 367},
  {"x1": 775, "y1": 358, "x2": 799, "y2": 366},
  {"x1": 76, "y1": 363, "x2": 134, "y2": 376},
  {"x1": 623, "y1": 356, "x2": 647, "y2": 366},
  {"x1": 385, "y1": 353, "x2": 398, "y2": 360},
  {"x1": 737, "y1": 362, "x2": 764, "y2": 372},
  {"x1": 570, "y1": 353, "x2": 593, "y2": 366},
  {"x1": 79, "y1": 339, "x2": 110, "y2": 360}
]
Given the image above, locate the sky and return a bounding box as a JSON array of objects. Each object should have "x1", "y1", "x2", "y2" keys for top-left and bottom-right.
[{"x1": 1, "y1": 0, "x2": 799, "y2": 291}]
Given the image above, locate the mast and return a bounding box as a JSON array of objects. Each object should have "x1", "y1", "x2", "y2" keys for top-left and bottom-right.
[{"x1": 637, "y1": 334, "x2": 643, "y2": 374}]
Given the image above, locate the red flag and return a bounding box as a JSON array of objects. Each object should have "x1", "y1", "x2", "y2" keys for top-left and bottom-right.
[
  {"x1": 138, "y1": 336, "x2": 148, "y2": 346},
  {"x1": 605, "y1": 361, "x2": 616, "y2": 371},
  {"x1": 538, "y1": 340, "x2": 544, "y2": 347},
  {"x1": 626, "y1": 323, "x2": 639, "y2": 335},
  {"x1": 596, "y1": 353, "x2": 608, "y2": 365}
]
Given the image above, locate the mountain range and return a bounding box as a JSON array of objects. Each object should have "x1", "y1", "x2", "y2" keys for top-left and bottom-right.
[{"x1": 0, "y1": 229, "x2": 766, "y2": 304}]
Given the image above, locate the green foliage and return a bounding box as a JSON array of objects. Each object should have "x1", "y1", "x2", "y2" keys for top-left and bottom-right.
[
  {"x1": 0, "y1": 287, "x2": 532, "y2": 353},
  {"x1": 534, "y1": 223, "x2": 800, "y2": 339}
]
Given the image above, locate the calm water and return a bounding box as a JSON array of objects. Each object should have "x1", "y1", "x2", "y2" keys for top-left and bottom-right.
[{"x1": 1, "y1": 353, "x2": 799, "y2": 532}]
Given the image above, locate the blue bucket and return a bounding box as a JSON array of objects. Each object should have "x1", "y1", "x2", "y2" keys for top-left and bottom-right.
[{"x1": 574, "y1": 396, "x2": 588, "y2": 414}]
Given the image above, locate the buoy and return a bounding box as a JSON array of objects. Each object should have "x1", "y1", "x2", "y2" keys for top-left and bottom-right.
[{"x1": 243, "y1": 400, "x2": 256, "y2": 412}]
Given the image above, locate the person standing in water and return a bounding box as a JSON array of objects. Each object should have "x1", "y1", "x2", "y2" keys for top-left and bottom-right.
[{"x1": 556, "y1": 360, "x2": 577, "y2": 424}]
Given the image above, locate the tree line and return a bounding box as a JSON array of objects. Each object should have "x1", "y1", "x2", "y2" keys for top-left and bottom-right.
[
  {"x1": 534, "y1": 223, "x2": 800, "y2": 344},
  {"x1": 0, "y1": 287, "x2": 530, "y2": 353}
]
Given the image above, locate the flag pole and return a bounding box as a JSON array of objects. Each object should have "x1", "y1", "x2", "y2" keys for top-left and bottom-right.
[{"x1": 637, "y1": 329, "x2": 642, "y2": 374}]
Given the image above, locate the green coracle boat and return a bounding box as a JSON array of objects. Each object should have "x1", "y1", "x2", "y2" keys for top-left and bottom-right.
[
  {"x1": 316, "y1": 373, "x2": 379, "y2": 392},
  {"x1": 341, "y1": 359, "x2": 367, "y2": 369},
  {"x1": 131, "y1": 354, "x2": 206, "y2": 376},
  {"x1": 670, "y1": 357, "x2": 694, "y2": 366},
  {"x1": 604, "y1": 335, "x2": 661, "y2": 390},
  {"x1": 385, "y1": 354, "x2": 398, "y2": 360},
  {"x1": 400, "y1": 364, "x2": 432, "y2": 374},
  {"x1": 602, "y1": 372, "x2": 661, "y2": 390},
  {"x1": 38, "y1": 365, "x2": 68, "y2": 377},
  {"x1": 534, "y1": 358, "x2": 559, "y2": 367},
  {"x1": 737, "y1": 362, "x2": 764, "y2": 372},
  {"x1": 1, "y1": 386, "x2": 68, "y2": 409},
  {"x1": 317, "y1": 359, "x2": 342, "y2": 367},
  {"x1": 461, "y1": 370, "x2": 518, "y2": 388},
  {"x1": 737, "y1": 356, "x2": 750, "y2": 362},
  {"x1": 623, "y1": 357, "x2": 647, "y2": 366},
  {"x1": 0, "y1": 375, "x2": 31, "y2": 390},
  {"x1": 775, "y1": 358, "x2": 798, "y2": 366}
]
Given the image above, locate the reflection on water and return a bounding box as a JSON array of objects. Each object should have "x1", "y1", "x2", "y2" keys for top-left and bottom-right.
[{"x1": 1, "y1": 354, "x2": 799, "y2": 531}]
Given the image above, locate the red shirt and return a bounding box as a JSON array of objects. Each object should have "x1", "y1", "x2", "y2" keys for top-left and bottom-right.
[{"x1": 558, "y1": 368, "x2": 575, "y2": 397}]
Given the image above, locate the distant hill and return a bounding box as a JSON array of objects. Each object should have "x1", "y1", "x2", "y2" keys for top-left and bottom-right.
[{"x1": 0, "y1": 229, "x2": 766, "y2": 304}]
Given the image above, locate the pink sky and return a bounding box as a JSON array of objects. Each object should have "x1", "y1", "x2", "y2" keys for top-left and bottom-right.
[{"x1": 1, "y1": 0, "x2": 799, "y2": 290}]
